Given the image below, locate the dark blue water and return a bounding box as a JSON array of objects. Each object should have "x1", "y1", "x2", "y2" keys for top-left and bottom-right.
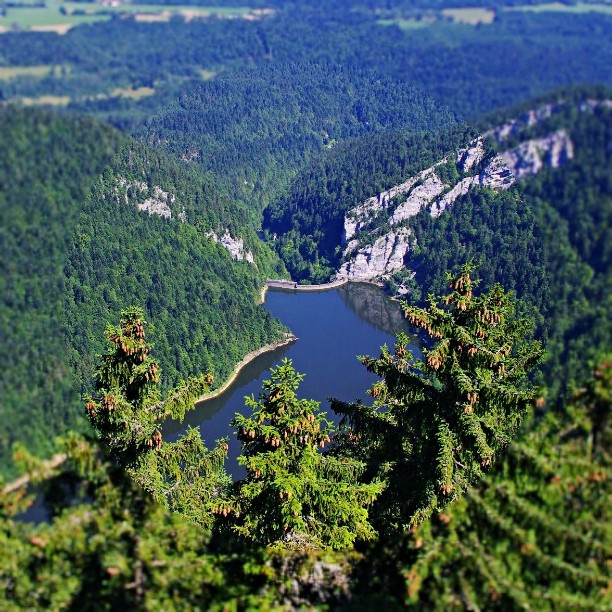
[{"x1": 165, "y1": 282, "x2": 416, "y2": 478}]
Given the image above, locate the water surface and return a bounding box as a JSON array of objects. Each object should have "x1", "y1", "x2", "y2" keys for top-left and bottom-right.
[{"x1": 166, "y1": 283, "x2": 415, "y2": 477}]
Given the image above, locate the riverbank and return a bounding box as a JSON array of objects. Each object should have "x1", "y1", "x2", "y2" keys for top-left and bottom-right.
[{"x1": 195, "y1": 333, "x2": 298, "y2": 404}]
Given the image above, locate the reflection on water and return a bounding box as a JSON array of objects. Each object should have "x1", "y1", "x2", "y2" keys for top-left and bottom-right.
[
  {"x1": 338, "y1": 282, "x2": 408, "y2": 337},
  {"x1": 166, "y1": 282, "x2": 417, "y2": 477}
]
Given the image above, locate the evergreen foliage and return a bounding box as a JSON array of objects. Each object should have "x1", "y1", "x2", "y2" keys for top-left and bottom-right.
[
  {"x1": 398, "y1": 355, "x2": 610, "y2": 609},
  {"x1": 333, "y1": 265, "x2": 544, "y2": 532},
  {"x1": 85, "y1": 307, "x2": 229, "y2": 529},
  {"x1": 1, "y1": 4, "x2": 610, "y2": 125},
  {"x1": 227, "y1": 360, "x2": 384, "y2": 550},
  {"x1": 140, "y1": 63, "x2": 458, "y2": 211},
  {"x1": 0, "y1": 106, "x2": 126, "y2": 478},
  {"x1": 0, "y1": 290, "x2": 604, "y2": 610},
  {"x1": 64, "y1": 139, "x2": 287, "y2": 399}
]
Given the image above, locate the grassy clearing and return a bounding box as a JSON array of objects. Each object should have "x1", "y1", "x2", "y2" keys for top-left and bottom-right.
[
  {"x1": 198, "y1": 69, "x2": 217, "y2": 81},
  {"x1": 441, "y1": 7, "x2": 496, "y2": 24},
  {"x1": 0, "y1": 65, "x2": 51, "y2": 80},
  {"x1": 505, "y1": 2, "x2": 612, "y2": 15},
  {"x1": 21, "y1": 94, "x2": 71, "y2": 106}
]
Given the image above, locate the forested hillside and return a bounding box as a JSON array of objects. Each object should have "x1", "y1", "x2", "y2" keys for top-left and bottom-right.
[
  {"x1": 140, "y1": 63, "x2": 458, "y2": 211},
  {"x1": 0, "y1": 107, "x2": 287, "y2": 479},
  {"x1": 64, "y1": 140, "x2": 287, "y2": 398},
  {"x1": 0, "y1": 107, "x2": 126, "y2": 478},
  {"x1": 264, "y1": 125, "x2": 476, "y2": 282},
  {"x1": 0, "y1": 3, "x2": 609, "y2": 127},
  {"x1": 265, "y1": 86, "x2": 610, "y2": 401},
  {"x1": 409, "y1": 88, "x2": 611, "y2": 397}
]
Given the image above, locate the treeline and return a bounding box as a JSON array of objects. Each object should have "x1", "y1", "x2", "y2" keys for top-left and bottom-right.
[{"x1": 1, "y1": 5, "x2": 610, "y2": 127}]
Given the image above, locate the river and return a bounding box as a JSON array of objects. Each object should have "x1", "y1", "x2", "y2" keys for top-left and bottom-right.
[{"x1": 165, "y1": 282, "x2": 417, "y2": 478}]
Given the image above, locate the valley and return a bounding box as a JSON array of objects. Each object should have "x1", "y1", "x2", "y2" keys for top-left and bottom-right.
[{"x1": 0, "y1": 2, "x2": 609, "y2": 609}]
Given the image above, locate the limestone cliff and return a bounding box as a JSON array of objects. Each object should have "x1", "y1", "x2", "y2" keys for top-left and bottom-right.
[
  {"x1": 114, "y1": 178, "x2": 185, "y2": 221},
  {"x1": 485, "y1": 98, "x2": 611, "y2": 179},
  {"x1": 337, "y1": 137, "x2": 513, "y2": 282}
]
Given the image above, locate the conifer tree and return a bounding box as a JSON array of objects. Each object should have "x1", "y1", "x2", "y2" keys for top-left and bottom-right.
[
  {"x1": 399, "y1": 356, "x2": 610, "y2": 609},
  {"x1": 85, "y1": 307, "x2": 229, "y2": 528},
  {"x1": 333, "y1": 264, "x2": 544, "y2": 531},
  {"x1": 224, "y1": 360, "x2": 385, "y2": 550}
]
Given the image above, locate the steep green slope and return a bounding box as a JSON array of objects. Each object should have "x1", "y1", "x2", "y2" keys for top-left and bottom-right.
[
  {"x1": 264, "y1": 125, "x2": 476, "y2": 282},
  {"x1": 139, "y1": 63, "x2": 459, "y2": 211},
  {"x1": 0, "y1": 106, "x2": 127, "y2": 477},
  {"x1": 410, "y1": 88, "x2": 611, "y2": 397},
  {"x1": 64, "y1": 141, "x2": 286, "y2": 399}
]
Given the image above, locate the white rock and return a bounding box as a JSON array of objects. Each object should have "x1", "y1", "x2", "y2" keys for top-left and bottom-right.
[
  {"x1": 337, "y1": 228, "x2": 411, "y2": 281},
  {"x1": 391, "y1": 172, "x2": 448, "y2": 224},
  {"x1": 205, "y1": 230, "x2": 255, "y2": 264},
  {"x1": 456, "y1": 137, "x2": 485, "y2": 172},
  {"x1": 499, "y1": 130, "x2": 573, "y2": 179},
  {"x1": 115, "y1": 179, "x2": 174, "y2": 219},
  {"x1": 431, "y1": 176, "x2": 478, "y2": 217}
]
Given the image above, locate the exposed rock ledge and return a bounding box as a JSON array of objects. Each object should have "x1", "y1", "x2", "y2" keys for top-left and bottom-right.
[
  {"x1": 337, "y1": 228, "x2": 411, "y2": 281},
  {"x1": 498, "y1": 129, "x2": 574, "y2": 179},
  {"x1": 338, "y1": 137, "x2": 514, "y2": 281},
  {"x1": 114, "y1": 178, "x2": 186, "y2": 221},
  {"x1": 205, "y1": 230, "x2": 255, "y2": 264},
  {"x1": 342, "y1": 137, "x2": 513, "y2": 246}
]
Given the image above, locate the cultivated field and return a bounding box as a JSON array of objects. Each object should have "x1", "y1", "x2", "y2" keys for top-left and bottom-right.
[{"x1": 0, "y1": 1, "x2": 253, "y2": 32}]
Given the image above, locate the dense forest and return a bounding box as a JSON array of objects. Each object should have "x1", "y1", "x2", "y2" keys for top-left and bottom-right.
[
  {"x1": 0, "y1": 107, "x2": 288, "y2": 479},
  {"x1": 0, "y1": 3, "x2": 610, "y2": 127},
  {"x1": 265, "y1": 86, "x2": 610, "y2": 400},
  {"x1": 0, "y1": 108, "x2": 126, "y2": 477},
  {"x1": 0, "y1": 0, "x2": 610, "y2": 607},
  {"x1": 140, "y1": 63, "x2": 458, "y2": 211},
  {"x1": 64, "y1": 140, "x2": 287, "y2": 396}
]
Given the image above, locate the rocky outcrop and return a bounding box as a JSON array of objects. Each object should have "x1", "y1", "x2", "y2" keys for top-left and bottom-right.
[
  {"x1": 206, "y1": 230, "x2": 254, "y2": 264},
  {"x1": 338, "y1": 137, "x2": 515, "y2": 280},
  {"x1": 337, "y1": 228, "x2": 411, "y2": 281},
  {"x1": 115, "y1": 179, "x2": 179, "y2": 220},
  {"x1": 499, "y1": 129, "x2": 574, "y2": 179},
  {"x1": 457, "y1": 137, "x2": 485, "y2": 172},
  {"x1": 342, "y1": 137, "x2": 515, "y2": 246}
]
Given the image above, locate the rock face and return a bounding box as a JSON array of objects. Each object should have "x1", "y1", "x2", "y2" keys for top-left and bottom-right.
[
  {"x1": 499, "y1": 129, "x2": 574, "y2": 179},
  {"x1": 484, "y1": 98, "x2": 611, "y2": 145},
  {"x1": 205, "y1": 230, "x2": 255, "y2": 264},
  {"x1": 483, "y1": 98, "x2": 612, "y2": 180},
  {"x1": 337, "y1": 228, "x2": 411, "y2": 281},
  {"x1": 336, "y1": 97, "x2": 610, "y2": 285},
  {"x1": 115, "y1": 178, "x2": 179, "y2": 220},
  {"x1": 337, "y1": 137, "x2": 514, "y2": 281}
]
